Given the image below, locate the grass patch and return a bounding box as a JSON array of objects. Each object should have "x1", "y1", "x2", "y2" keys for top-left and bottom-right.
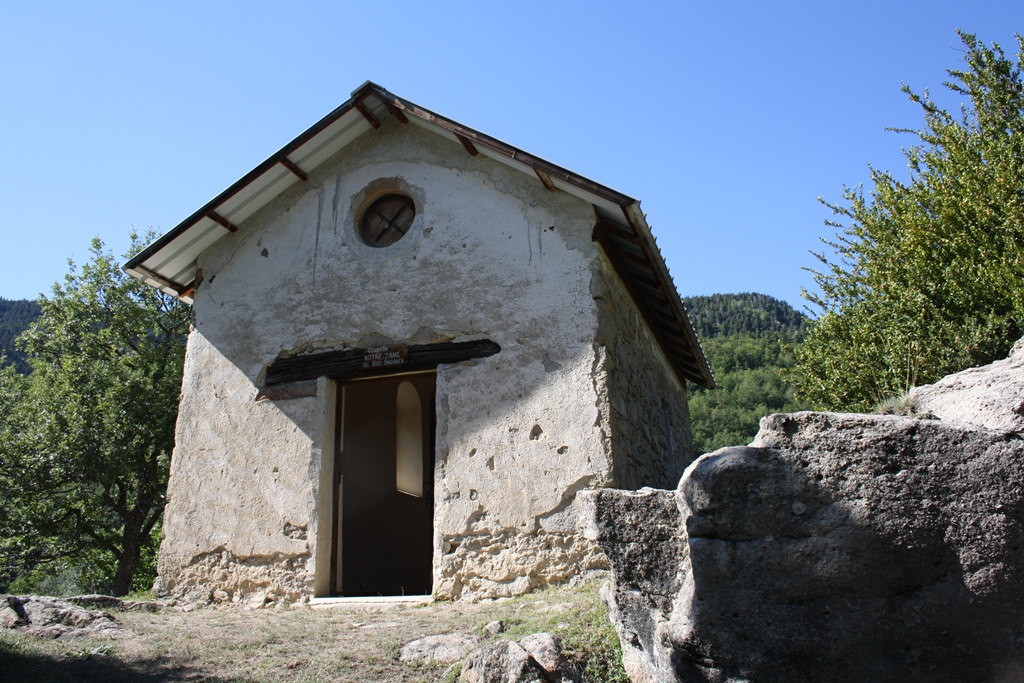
[
  {"x1": 0, "y1": 580, "x2": 626, "y2": 682},
  {"x1": 476, "y1": 584, "x2": 629, "y2": 682}
]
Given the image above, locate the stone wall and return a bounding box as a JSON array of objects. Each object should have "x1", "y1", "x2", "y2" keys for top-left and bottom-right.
[
  {"x1": 594, "y1": 253, "x2": 694, "y2": 489},
  {"x1": 157, "y1": 118, "x2": 624, "y2": 604}
]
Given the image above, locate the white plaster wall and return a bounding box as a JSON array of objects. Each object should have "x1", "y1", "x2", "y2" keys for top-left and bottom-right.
[
  {"x1": 158, "y1": 119, "x2": 614, "y2": 603},
  {"x1": 156, "y1": 331, "x2": 325, "y2": 605}
]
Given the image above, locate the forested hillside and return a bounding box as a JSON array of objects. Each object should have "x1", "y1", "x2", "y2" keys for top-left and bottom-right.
[
  {"x1": 0, "y1": 298, "x2": 40, "y2": 374},
  {"x1": 683, "y1": 293, "x2": 810, "y2": 456},
  {"x1": 683, "y1": 292, "x2": 809, "y2": 339}
]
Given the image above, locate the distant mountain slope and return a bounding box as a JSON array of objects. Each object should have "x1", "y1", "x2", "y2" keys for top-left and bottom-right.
[
  {"x1": 0, "y1": 298, "x2": 41, "y2": 374},
  {"x1": 682, "y1": 293, "x2": 810, "y2": 456},
  {"x1": 682, "y1": 292, "x2": 808, "y2": 340}
]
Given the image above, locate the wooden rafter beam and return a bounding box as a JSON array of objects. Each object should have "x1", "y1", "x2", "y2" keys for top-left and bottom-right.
[
  {"x1": 382, "y1": 100, "x2": 409, "y2": 123},
  {"x1": 621, "y1": 265, "x2": 662, "y2": 289},
  {"x1": 602, "y1": 222, "x2": 641, "y2": 244},
  {"x1": 615, "y1": 248, "x2": 654, "y2": 269},
  {"x1": 179, "y1": 269, "x2": 202, "y2": 301},
  {"x1": 635, "y1": 280, "x2": 670, "y2": 302},
  {"x1": 455, "y1": 133, "x2": 479, "y2": 156},
  {"x1": 207, "y1": 211, "x2": 239, "y2": 233},
  {"x1": 133, "y1": 264, "x2": 189, "y2": 295},
  {"x1": 534, "y1": 167, "x2": 555, "y2": 191},
  {"x1": 617, "y1": 208, "x2": 715, "y2": 388},
  {"x1": 355, "y1": 101, "x2": 381, "y2": 129},
  {"x1": 675, "y1": 357, "x2": 704, "y2": 377},
  {"x1": 593, "y1": 220, "x2": 711, "y2": 388},
  {"x1": 280, "y1": 157, "x2": 309, "y2": 181}
]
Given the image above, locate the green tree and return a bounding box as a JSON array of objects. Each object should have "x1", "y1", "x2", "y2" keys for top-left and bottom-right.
[
  {"x1": 795, "y1": 31, "x2": 1024, "y2": 411},
  {"x1": 688, "y1": 335, "x2": 809, "y2": 455},
  {"x1": 683, "y1": 294, "x2": 810, "y2": 455},
  {"x1": 0, "y1": 234, "x2": 188, "y2": 595},
  {"x1": 0, "y1": 298, "x2": 41, "y2": 374},
  {"x1": 683, "y1": 292, "x2": 809, "y2": 339}
]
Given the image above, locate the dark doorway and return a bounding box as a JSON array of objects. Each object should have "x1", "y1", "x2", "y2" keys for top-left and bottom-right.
[{"x1": 331, "y1": 373, "x2": 435, "y2": 596}]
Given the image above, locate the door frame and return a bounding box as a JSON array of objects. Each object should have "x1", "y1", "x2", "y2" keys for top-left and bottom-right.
[{"x1": 329, "y1": 370, "x2": 437, "y2": 597}]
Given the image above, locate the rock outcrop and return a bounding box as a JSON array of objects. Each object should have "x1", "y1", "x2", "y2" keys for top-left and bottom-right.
[
  {"x1": 584, "y1": 347, "x2": 1024, "y2": 682},
  {"x1": 1, "y1": 595, "x2": 122, "y2": 638},
  {"x1": 909, "y1": 337, "x2": 1024, "y2": 431}
]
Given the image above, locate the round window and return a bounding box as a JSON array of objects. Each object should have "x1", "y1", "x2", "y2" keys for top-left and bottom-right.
[{"x1": 360, "y1": 194, "x2": 416, "y2": 247}]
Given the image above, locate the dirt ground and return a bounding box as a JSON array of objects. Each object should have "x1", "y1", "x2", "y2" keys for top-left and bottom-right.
[{"x1": 0, "y1": 581, "x2": 628, "y2": 683}]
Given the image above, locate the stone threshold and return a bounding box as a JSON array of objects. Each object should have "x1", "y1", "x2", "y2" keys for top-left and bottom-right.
[{"x1": 309, "y1": 595, "x2": 432, "y2": 608}]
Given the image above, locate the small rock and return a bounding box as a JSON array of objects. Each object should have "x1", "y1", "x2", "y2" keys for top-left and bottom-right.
[
  {"x1": 400, "y1": 633, "x2": 480, "y2": 663},
  {"x1": 122, "y1": 600, "x2": 161, "y2": 613},
  {"x1": 519, "y1": 633, "x2": 576, "y2": 681},
  {"x1": 245, "y1": 592, "x2": 267, "y2": 608},
  {"x1": 460, "y1": 640, "x2": 546, "y2": 683},
  {"x1": 1, "y1": 605, "x2": 24, "y2": 628},
  {"x1": 212, "y1": 590, "x2": 230, "y2": 603},
  {"x1": 484, "y1": 620, "x2": 505, "y2": 635},
  {"x1": 67, "y1": 595, "x2": 123, "y2": 610}
]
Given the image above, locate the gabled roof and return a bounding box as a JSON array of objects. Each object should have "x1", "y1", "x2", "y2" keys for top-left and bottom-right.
[{"x1": 123, "y1": 81, "x2": 715, "y2": 388}]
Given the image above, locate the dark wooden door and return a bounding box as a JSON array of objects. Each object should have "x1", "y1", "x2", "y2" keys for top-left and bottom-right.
[{"x1": 334, "y1": 373, "x2": 435, "y2": 596}]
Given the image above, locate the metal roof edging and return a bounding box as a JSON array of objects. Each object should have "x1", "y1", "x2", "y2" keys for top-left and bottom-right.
[
  {"x1": 364, "y1": 84, "x2": 637, "y2": 210},
  {"x1": 123, "y1": 94, "x2": 367, "y2": 277},
  {"x1": 120, "y1": 81, "x2": 714, "y2": 390},
  {"x1": 621, "y1": 203, "x2": 716, "y2": 389}
]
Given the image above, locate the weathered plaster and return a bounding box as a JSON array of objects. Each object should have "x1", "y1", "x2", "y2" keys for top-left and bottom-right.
[
  {"x1": 157, "y1": 117, "x2": 690, "y2": 604},
  {"x1": 155, "y1": 114, "x2": 696, "y2": 606},
  {"x1": 156, "y1": 331, "x2": 322, "y2": 606}
]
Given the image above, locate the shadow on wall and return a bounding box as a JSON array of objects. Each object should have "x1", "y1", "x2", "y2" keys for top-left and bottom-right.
[{"x1": 675, "y1": 439, "x2": 1023, "y2": 682}]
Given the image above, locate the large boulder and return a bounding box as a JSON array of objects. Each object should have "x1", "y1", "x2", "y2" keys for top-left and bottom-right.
[
  {"x1": 585, "y1": 410, "x2": 1024, "y2": 682},
  {"x1": 909, "y1": 337, "x2": 1024, "y2": 432},
  {"x1": 579, "y1": 488, "x2": 685, "y2": 683}
]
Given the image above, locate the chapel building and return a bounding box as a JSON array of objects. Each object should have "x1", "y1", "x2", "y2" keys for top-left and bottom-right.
[{"x1": 125, "y1": 82, "x2": 714, "y2": 604}]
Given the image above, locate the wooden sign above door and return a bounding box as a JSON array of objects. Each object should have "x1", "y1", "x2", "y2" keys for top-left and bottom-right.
[
  {"x1": 263, "y1": 339, "x2": 501, "y2": 386},
  {"x1": 363, "y1": 345, "x2": 409, "y2": 369}
]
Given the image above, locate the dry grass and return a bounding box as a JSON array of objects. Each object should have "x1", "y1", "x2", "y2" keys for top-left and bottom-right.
[{"x1": 0, "y1": 581, "x2": 628, "y2": 682}]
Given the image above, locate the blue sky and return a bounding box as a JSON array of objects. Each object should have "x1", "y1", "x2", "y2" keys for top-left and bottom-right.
[{"x1": 1, "y1": 1, "x2": 1022, "y2": 310}]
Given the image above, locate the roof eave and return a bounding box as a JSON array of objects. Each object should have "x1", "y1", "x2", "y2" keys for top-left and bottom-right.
[{"x1": 122, "y1": 82, "x2": 714, "y2": 388}]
